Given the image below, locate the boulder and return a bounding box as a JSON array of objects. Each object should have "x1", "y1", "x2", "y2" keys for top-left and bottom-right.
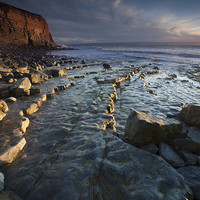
[
  {"x1": 103, "y1": 63, "x2": 112, "y2": 69},
  {"x1": 24, "y1": 103, "x2": 39, "y2": 115},
  {"x1": 125, "y1": 109, "x2": 183, "y2": 146},
  {"x1": 27, "y1": 73, "x2": 48, "y2": 84},
  {"x1": 51, "y1": 69, "x2": 67, "y2": 77},
  {"x1": 5, "y1": 97, "x2": 17, "y2": 103},
  {"x1": 0, "y1": 172, "x2": 4, "y2": 191},
  {"x1": 168, "y1": 127, "x2": 200, "y2": 155},
  {"x1": 179, "y1": 150, "x2": 199, "y2": 165},
  {"x1": 10, "y1": 77, "x2": 31, "y2": 90},
  {"x1": 169, "y1": 138, "x2": 200, "y2": 154},
  {"x1": 177, "y1": 166, "x2": 200, "y2": 200},
  {"x1": 159, "y1": 143, "x2": 185, "y2": 168},
  {"x1": 0, "y1": 100, "x2": 8, "y2": 112},
  {"x1": 180, "y1": 104, "x2": 200, "y2": 127},
  {"x1": 140, "y1": 143, "x2": 159, "y2": 154}
]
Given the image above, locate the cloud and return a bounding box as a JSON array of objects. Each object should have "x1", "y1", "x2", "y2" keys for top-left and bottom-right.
[
  {"x1": 113, "y1": 0, "x2": 121, "y2": 8},
  {"x1": 2, "y1": 0, "x2": 200, "y2": 43},
  {"x1": 54, "y1": 36, "x2": 96, "y2": 44}
]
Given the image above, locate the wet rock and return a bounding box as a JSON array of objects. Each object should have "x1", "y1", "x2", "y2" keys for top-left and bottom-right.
[
  {"x1": 11, "y1": 88, "x2": 30, "y2": 97},
  {"x1": 30, "y1": 88, "x2": 41, "y2": 95},
  {"x1": 0, "y1": 89, "x2": 10, "y2": 98},
  {"x1": 140, "y1": 143, "x2": 159, "y2": 154},
  {"x1": 180, "y1": 104, "x2": 200, "y2": 127},
  {"x1": 179, "y1": 150, "x2": 199, "y2": 165},
  {"x1": 170, "y1": 73, "x2": 177, "y2": 79},
  {"x1": 0, "y1": 111, "x2": 6, "y2": 121},
  {"x1": 24, "y1": 103, "x2": 39, "y2": 115},
  {"x1": 114, "y1": 81, "x2": 121, "y2": 88},
  {"x1": 10, "y1": 77, "x2": 31, "y2": 90},
  {"x1": 159, "y1": 143, "x2": 185, "y2": 168},
  {"x1": 153, "y1": 66, "x2": 159, "y2": 70},
  {"x1": 97, "y1": 78, "x2": 116, "y2": 84},
  {"x1": 103, "y1": 63, "x2": 112, "y2": 69},
  {"x1": 0, "y1": 172, "x2": 4, "y2": 191},
  {"x1": 2, "y1": 72, "x2": 14, "y2": 79},
  {"x1": 168, "y1": 138, "x2": 200, "y2": 154},
  {"x1": 188, "y1": 127, "x2": 200, "y2": 144},
  {"x1": 47, "y1": 89, "x2": 55, "y2": 99},
  {"x1": 0, "y1": 100, "x2": 8, "y2": 121},
  {"x1": 102, "y1": 116, "x2": 116, "y2": 131},
  {"x1": 40, "y1": 94, "x2": 47, "y2": 102},
  {"x1": 20, "y1": 117, "x2": 30, "y2": 133},
  {"x1": 0, "y1": 135, "x2": 26, "y2": 166},
  {"x1": 51, "y1": 69, "x2": 67, "y2": 77},
  {"x1": 179, "y1": 102, "x2": 184, "y2": 108},
  {"x1": 7, "y1": 78, "x2": 14, "y2": 83},
  {"x1": 177, "y1": 166, "x2": 200, "y2": 200},
  {"x1": 27, "y1": 73, "x2": 48, "y2": 84},
  {"x1": 82, "y1": 60, "x2": 86, "y2": 64},
  {"x1": 13, "y1": 66, "x2": 29, "y2": 74},
  {"x1": 125, "y1": 110, "x2": 183, "y2": 146},
  {"x1": 0, "y1": 191, "x2": 23, "y2": 200},
  {"x1": 109, "y1": 91, "x2": 118, "y2": 102},
  {"x1": 147, "y1": 89, "x2": 157, "y2": 95},
  {"x1": 0, "y1": 100, "x2": 8, "y2": 112},
  {"x1": 107, "y1": 101, "x2": 115, "y2": 113}
]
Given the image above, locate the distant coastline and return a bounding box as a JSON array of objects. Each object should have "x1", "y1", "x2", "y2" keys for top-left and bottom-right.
[{"x1": 69, "y1": 41, "x2": 200, "y2": 47}]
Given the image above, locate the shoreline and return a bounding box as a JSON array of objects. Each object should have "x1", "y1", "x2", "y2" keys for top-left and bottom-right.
[{"x1": 0, "y1": 45, "x2": 200, "y2": 199}]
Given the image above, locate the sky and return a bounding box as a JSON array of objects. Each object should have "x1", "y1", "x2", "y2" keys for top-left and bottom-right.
[{"x1": 2, "y1": 0, "x2": 200, "y2": 44}]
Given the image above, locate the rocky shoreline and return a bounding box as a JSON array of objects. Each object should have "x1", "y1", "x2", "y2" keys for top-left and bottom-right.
[{"x1": 0, "y1": 45, "x2": 200, "y2": 199}]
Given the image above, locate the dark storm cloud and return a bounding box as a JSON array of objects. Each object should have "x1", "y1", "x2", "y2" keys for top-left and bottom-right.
[{"x1": 2, "y1": 0, "x2": 200, "y2": 44}]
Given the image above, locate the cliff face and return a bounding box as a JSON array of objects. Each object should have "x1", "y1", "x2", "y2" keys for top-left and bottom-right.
[{"x1": 0, "y1": 2, "x2": 56, "y2": 47}]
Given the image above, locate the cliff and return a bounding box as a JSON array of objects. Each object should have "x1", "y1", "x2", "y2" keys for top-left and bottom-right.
[{"x1": 0, "y1": 2, "x2": 56, "y2": 47}]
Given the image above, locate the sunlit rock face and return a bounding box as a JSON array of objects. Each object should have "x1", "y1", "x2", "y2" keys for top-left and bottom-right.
[{"x1": 0, "y1": 2, "x2": 56, "y2": 47}]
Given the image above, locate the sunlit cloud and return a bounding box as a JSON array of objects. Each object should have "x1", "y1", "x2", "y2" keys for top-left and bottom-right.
[{"x1": 113, "y1": 0, "x2": 121, "y2": 8}]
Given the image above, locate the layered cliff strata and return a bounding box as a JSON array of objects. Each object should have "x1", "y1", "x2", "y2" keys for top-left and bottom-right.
[{"x1": 0, "y1": 2, "x2": 55, "y2": 47}]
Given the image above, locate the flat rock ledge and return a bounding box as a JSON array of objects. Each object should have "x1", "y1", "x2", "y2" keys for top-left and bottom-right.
[
  {"x1": 0, "y1": 113, "x2": 29, "y2": 166},
  {"x1": 0, "y1": 81, "x2": 76, "y2": 167},
  {"x1": 5, "y1": 133, "x2": 192, "y2": 200}
]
